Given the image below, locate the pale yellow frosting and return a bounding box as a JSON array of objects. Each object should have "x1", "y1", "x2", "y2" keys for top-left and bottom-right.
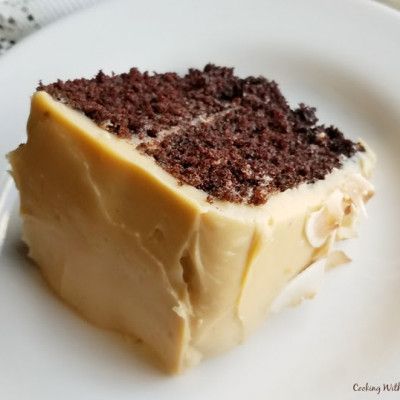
[{"x1": 8, "y1": 92, "x2": 375, "y2": 372}]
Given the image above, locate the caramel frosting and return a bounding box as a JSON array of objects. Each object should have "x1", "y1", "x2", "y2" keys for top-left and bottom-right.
[{"x1": 8, "y1": 91, "x2": 375, "y2": 372}]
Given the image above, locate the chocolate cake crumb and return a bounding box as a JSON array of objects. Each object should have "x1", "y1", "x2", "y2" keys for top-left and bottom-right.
[
  {"x1": 38, "y1": 66, "x2": 237, "y2": 138},
  {"x1": 38, "y1": 64, "x2": 362, "y2": 205}
]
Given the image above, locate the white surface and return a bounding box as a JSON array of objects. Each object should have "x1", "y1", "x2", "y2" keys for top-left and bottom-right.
[{"x1": 0, "y1": 0, "x2": 400, "y2": 399}]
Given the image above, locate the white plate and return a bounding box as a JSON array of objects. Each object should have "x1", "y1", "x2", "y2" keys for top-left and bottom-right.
[{"x1": 1, "y1": 1, "x2": 400, "y2": 399}]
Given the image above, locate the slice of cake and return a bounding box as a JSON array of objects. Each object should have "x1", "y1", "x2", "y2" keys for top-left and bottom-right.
[{"x1": 8, "y1": 65, "x2": 375, "y2": 373}]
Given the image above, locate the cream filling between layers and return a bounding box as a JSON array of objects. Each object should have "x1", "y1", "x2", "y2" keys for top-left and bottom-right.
[{"x1": 8, "y1": 92, "x2": 375, "y2": 372}]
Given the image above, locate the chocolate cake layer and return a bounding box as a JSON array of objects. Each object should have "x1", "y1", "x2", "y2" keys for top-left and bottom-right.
[{"x1": 39, "y1": 64, "x2": 362, "y2": 205}]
